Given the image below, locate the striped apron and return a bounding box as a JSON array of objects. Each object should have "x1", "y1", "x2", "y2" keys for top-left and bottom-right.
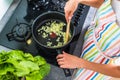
[{"x1": 73, "y1": 0, "x2": 120, "y2": 80}]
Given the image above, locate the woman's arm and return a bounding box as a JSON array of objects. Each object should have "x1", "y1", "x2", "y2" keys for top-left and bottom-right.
[
  {"x1": 83, "y1": 59, "x2": 120, "y2": 78},
  {"x1": 78, "y1": 0, "x2": 104, "y2": 8},
  {"x1": 56, "y1": 51, "x2": 120, "y2": 78},
  {"x1": 65, "y1": 0, "x2": 104, "y2": 22}
]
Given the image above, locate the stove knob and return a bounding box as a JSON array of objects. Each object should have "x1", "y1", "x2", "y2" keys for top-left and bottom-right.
[
  {"x1": 35, "y1": 5, "x2": 39, "y2": 8},
  {"x1": 32, "y1": 7, "x2": 36, "y2": 10}
]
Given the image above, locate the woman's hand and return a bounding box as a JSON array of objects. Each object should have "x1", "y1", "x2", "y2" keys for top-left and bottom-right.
[
  {"x1": 64, "y1": 0, "x2": 79, "y2": 22},
  {"x1": 56, "y1": 51, "x2": 83, "y2": 69},
  {"x1": 64, "y1": 0, "x2": 104, "y2": 22}
]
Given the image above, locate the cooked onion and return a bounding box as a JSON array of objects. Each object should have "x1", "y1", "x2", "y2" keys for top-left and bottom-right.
[{"x1": 37, "y1": 20, "x2": 71, "y2": 48}]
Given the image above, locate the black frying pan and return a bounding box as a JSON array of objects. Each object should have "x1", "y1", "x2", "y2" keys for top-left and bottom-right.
[
  {"x1": 32, "y1": 11, "x2": 75, "y2": 49},
  {"x1": 32, "y1": 11, "x2": 75, "y2": 77}
]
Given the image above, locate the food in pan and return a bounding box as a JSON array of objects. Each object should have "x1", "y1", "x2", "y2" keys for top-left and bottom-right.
[{"x1": 37, "y1": 20, "x2": 71, "y2": 48}]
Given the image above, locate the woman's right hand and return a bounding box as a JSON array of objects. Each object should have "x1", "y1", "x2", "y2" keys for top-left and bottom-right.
[{"x1": 64, "y1": 0, "x2": 79, "y2": 22}]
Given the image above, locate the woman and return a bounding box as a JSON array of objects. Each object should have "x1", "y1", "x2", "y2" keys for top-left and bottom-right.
[{"x1": 56, "y1": 0, "x2": 120, "y2": 79}]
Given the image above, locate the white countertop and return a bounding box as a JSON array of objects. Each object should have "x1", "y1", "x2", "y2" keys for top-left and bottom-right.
[
  {"x1": 0, "y1": 0, "x2": 13, "y2": 21},
  {"x1": 0, "y1": 0, "x2": 21, "y2": 32}
]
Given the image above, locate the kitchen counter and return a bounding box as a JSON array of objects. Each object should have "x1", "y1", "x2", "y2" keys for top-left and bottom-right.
[
  {"x1": 0, "y1": 0, "x2": 21, "y2": 51},
  {"x1": 0, "y1": 0, "x2": 21, "y2": 32},
  {"x1": 0, "y1": 0, "x2": 13, "y2": 21},
  {"x1": 0, "y1": 1, "x2": 96, "y2": 79}
]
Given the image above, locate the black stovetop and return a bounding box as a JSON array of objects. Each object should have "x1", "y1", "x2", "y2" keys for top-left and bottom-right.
[{"x1": 0, "y1": 0, "x2": 89, "y2": 66}]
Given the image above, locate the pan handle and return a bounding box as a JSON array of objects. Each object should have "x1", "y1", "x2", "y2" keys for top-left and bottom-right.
[{"x1": 56, "y1": 49, "x2": 71, "y2": 77}]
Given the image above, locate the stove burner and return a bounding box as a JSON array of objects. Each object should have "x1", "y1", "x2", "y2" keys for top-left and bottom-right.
[
  {"x1": 7, "y1": 23, "x2": 31, "y2": 42},
  {"x1": 24, "y1": 0, "x2": 66, "y2": 22}
]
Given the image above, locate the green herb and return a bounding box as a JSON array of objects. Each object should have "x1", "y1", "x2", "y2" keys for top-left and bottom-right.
[{"x1": 0, "y1": 50, "x2": 50, "y2": 80}]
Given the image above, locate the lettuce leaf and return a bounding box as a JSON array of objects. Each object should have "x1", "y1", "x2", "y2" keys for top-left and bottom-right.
[{"x1": 0, "y1": 50, "x2": 50, "y2": 80}]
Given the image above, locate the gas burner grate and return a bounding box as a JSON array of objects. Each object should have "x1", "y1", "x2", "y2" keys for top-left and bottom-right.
[
  {"x1": 24, "y1": 0, "x2": 67, "y2": 22},
  {"x1": 6, "y1": 23, "x2": 31, "y2": 42}
]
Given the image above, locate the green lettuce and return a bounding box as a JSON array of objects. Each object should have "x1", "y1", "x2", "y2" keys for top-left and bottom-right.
[{"x1": 0, "y1": 50, "x2": 50, "y2": 80}]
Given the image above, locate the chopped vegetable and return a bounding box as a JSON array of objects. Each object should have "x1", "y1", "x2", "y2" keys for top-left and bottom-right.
[{"x1": 37, "y1": 20, "x2": 72, "y2": 48}]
